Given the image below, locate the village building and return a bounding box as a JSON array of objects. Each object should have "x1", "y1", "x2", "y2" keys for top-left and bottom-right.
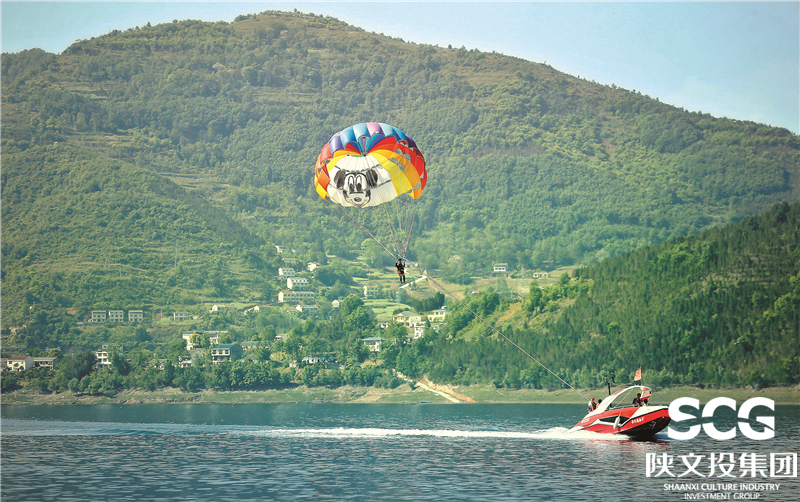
[
  {"x1": 182, "y1": 332, "x2": 200, "y2": 350},
  {"x1": 278, "y1": 267, "x2": 296, "y2": 278},
  {"x1": 173, "y1": 311, "x2": 190, "y2": 321},
  {"x1": 331, "y1": 299, "x2": 340, "y2": 308},
  {"x1": 108, "y1": 310, "x2": 125, "y2": 322},
  {"x1": 211, "y1": 343, "x2": 242, "y2": 365},
  {"x1": 493, "y1": 263, "x2": 509, "y2": 276},
  {"x1": 178, "y1": 350, "x2": 203, "y2": 368},
  {"x1": 128, "y1": 310, "x2": 144, "y2": 323},
  {"x1": 278, "y1": 290, "x2": 315, "y2": 303},
  {"x1": 307, "y1": 262, "x2": 320, "y2": 272},
  {"x1": 287, "y1": 277, "x2": 310, "y2": 290},
  {"x1": 7, "y1": 356, "x2": 33, "y2": 372},
  {"x1": 296, "y1": 304, "x2": 319, "y2": 313},
  {"x1": 392, "y1": 311, "x2": 422, "y2": 326},
  {"x1": 301, "y1": 353, "x2": 336, "y2": 366},
  {"x1": 33, "y1": 357, "x2": 58, "y2": 370},
  {"x1": 91, "y1": 311, "x2": 107, "y2": 323},
  {"x1": 182, "y1": 330, "x2": 228, "y2": 347},
  {"x1": 94, "y1": 344, "x2": 123, "y2": 367},
  {"x1": 361, "y1": 337, "x2": 385, "y2": 352},
  {"x1": 533, "y1": 271, "x2": 550, "y2": 279},
  {"x1": 240, "y1": 341, "x2": 260, "y2": 351},
  {"x1": 427, "y1": 307, "x2": 450, "y2": 323}
]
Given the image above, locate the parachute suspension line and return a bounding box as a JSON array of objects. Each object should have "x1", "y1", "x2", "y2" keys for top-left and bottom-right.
[
  {"x1": 394, "y1": 193, "x2": 415, "y2": 259},
  {"x1": 332, "y1": 203, "x2": 399, "y2": 260},
  {"x1": 424, "y1": 273, "x2": 591, "y2": 402},
  {"x1": 402, "y1": 212, "x2": 415, "y2": 259},
  {"x1": 381, "y1": 204, "x2": 403, "y2": 259}
]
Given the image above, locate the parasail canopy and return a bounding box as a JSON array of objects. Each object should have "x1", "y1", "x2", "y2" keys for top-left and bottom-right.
[
  {"x1": 314, "y1": 122, "x2": 426, "y2": 209},
  {"x1": 313, "y1": 123, "x2": 426, "y2": 260}
]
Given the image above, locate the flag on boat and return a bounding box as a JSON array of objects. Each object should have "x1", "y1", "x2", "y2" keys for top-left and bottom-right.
[{"x1": 634, "y1": 367, "x2": 642, "y2": 382}]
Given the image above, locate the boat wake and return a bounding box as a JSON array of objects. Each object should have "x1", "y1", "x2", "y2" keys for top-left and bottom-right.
[
  {"x1": 2, "y1": 419, "x2": 634, "y2": 440},
  {"x1": 234, "y1": 426, "x2": 630, "y2": 441}
]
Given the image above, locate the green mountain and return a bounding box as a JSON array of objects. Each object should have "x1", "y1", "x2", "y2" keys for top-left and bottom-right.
[
  {"x1": 1, "y1": 11, "x2": 798, "y2": 361},
  {"x1": 1, "y1": 144, "x2": 279, "y2": 325},
  {"x1": 402, "y1": 202, "x2": 800, "y2": 388}
]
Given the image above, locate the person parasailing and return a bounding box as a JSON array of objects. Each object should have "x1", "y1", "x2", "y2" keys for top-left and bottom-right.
[{"x1": 396, "y1": 257, "x2": 406, "y2": 284}]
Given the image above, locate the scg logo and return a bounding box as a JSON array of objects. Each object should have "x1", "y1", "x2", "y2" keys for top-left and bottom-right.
[{"x1": 667, "y1": 397, "x2": 775, "y2": 440}]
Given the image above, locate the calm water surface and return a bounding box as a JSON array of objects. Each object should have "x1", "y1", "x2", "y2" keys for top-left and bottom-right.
[{"x1": 2, "y1": 403, "x2": 798, "y2": 501}]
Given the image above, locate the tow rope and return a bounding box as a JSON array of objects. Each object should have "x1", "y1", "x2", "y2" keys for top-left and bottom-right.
[
  {"x1": 333, "y1": 209, "x2": 590, "y2": 404},
  {"x1": 423, "y1": 271, "x2": 591, "y2": 403}
]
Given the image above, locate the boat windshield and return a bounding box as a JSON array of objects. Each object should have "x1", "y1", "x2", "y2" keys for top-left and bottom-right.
[{"x1": 593, "y1": 385, "x2": 652, "y2": 414}]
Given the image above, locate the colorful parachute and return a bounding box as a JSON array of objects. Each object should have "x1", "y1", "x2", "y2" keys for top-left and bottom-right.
[
  {"x1": 314, "y1": 122, "x2": 426, "y2": 208},
  {"x1": 314, "y1": 123, "x2": 426, "y2": 258}
]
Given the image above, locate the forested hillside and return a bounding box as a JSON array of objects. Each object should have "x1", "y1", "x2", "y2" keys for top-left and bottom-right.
[
  {"x1": 2, "y1": 144, "x2": 277, "y2": 311},
  {"x1": 1, "y1": 10, "x2": 798, "y2": 368},
  {"x1": 402, "y1": 202, "x2": 800, "y2": 388}
]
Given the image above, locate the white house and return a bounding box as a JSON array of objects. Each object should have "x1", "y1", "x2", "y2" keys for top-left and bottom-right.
[
  {"x1": 307, "y1": 262, "x2": 320, "y2": 272},
  {"x1": 173, "y1": 311, "x2": 190, "y2": 321},
  {"x1": 7, "y1": 356, "x2": 33, "y2": 372},
  {"x1": 392, "y1": 311, "x2": 422, "y2": 326},
  {"x1": 278, "y1": 267, "x2": 296, "y2": 278},
  {"x1": 427, "y1": 307, "x2": 450, "y2": 323},
  {"x1": 361, "y1": 337, "x2": 385, "y2": 352},
  {"x1": 182, "y1": 333, "x2": 201, "y2": 350},
  {"x1": 278, "y1": 290, "x2": 315, "y2": 303},
  {"x1": 331, "y1": 300, "x2": 340, "y2": 308},
  {"x1": 108, "y1": 310, "x2": 125, "y2": 322},
  {"x1": 91, "y1": 311, "x2": 107, "y2": 323},
  {"x1": 493, "y1": 263, "x2": 509, "y2": 276},
  {"x1": 287, "y1": 277, "x2": 310, "y2": 290},
  {"x1": 128, "y1": 310, "x2": 144, "y2": 323},
  {"x1": 94, "y1": 344, "x2": 123, "y2": 367}
]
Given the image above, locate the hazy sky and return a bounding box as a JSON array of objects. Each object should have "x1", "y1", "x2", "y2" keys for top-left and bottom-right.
[{"x1": 2, "y1": 1, "x2": 798, "y2": 133}]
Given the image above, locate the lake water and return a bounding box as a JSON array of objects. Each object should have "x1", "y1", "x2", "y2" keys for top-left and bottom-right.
[{"x1": 2, "y1": 402, "x2": 798, "y2": 501}]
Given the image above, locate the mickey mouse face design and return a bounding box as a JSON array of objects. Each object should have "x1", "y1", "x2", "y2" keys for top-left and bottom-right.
[{"x1": 334, "y1": 169, "x2": 379, "y2": 208}]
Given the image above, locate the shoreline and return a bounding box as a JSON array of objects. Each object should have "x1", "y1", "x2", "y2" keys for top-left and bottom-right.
[{"x1": 2, "y1": 384, "x2": 798, "y2": 406}]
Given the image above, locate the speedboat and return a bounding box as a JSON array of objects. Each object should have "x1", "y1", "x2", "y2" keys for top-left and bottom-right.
[{"x1": 570, "y1": 385, "x2": 670, "y2": 438}]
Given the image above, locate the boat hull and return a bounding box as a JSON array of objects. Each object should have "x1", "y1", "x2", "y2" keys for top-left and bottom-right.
[{"x1": 572, "y1": 405, "x2": 670, "y2": 438}]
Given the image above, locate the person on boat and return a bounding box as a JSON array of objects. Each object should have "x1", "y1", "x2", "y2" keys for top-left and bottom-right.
[
  {"x1": 396, "y1": 258, "x2": 406, "y2": 284},
  {"x1": 633, "y1": 393, "x2": 643, "y2": 407},
  {"x1": 588, "y1": 397, "x2": 597, "y2": 411}
]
